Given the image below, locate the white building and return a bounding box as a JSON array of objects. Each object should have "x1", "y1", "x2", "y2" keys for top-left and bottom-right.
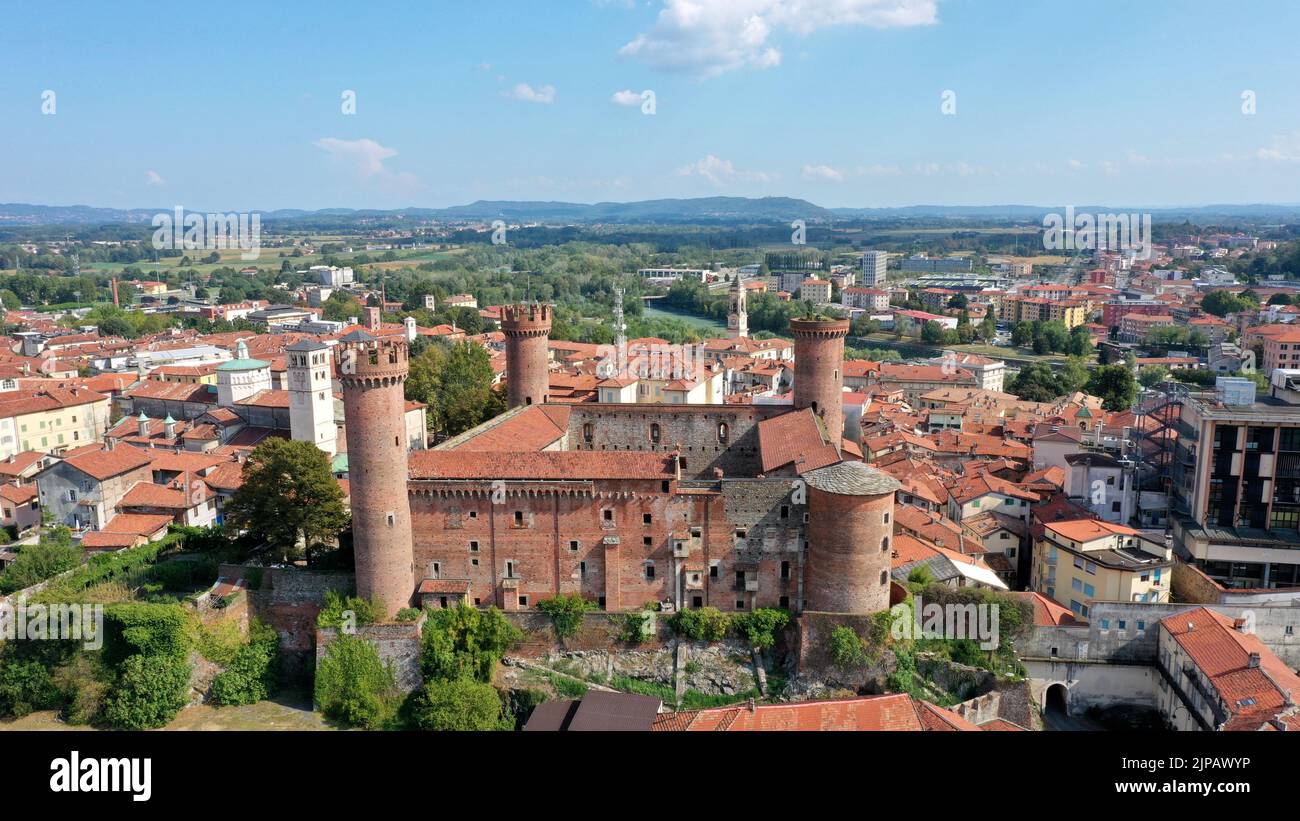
[
  {"x1": 287, "y1": 339, "x2": 337, "y2": 456},
  {"x1": 861, "y1": 250, "x2": 888, "y2": 287},
  {"x1": 215, "y1": 340, "x2": 272, "y2": 407}
]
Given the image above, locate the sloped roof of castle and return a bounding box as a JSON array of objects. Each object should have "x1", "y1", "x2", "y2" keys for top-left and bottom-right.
[
  {"x1": 803, "y1": 460, "x2": 901, "y2": 496},
  {"x1": 409, "y1": 450, "x2": 676, "y2": 481}
]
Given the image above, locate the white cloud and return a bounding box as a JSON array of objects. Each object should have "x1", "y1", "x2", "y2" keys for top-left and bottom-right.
[
  {"x1": 1255, "y1": 132, "x2": 1300, "y2": 162},
  {"x1": 314, "y1": 137, "x2": 399, "y2": 178},
  {"x1": 611, "y1": 89, "x2": 643, "y2": 106},
  {"x1": 313, "y1": 137, "x2": 421, "y2": 193},
  {"x1": 620, "y1": 0, "x2": 937, "y2": 77},
  {"x1": 145, "y1": 170, "x2": 165, "y2": 187},
  {"x1": 677, "y1": 154, "x2": 773, "y2": 186},
  {"x1": 506, "y1": 83, "x2": 557, "y2": 103},
  {"x1": 802, "y1": 164, "x2": 845, "y2": 182}
]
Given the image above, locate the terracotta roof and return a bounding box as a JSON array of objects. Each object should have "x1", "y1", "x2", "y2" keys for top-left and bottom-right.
[
  {"x1": 1008, "y1": 591, "x2": 1086, "y2": 627},
  {"x1": 119, "y1": 480, "x2": 206, "y2": 509},
  {"x1": 1043, "y1": 518, "x2": 1140, "y2": 543},
  {"x1": 757, "y1": 409, "x2": 841, "y2": 475},
  {"x1": 1162, "y1": 607, "x2": 1300, "y2": 731},
  {"x1": 80, "y1": 530, "x2": 143, "y2": 549},
  {"x1": 0, "y1": 482, "x2": 39, "y2": 505},
  {"x1": 60, "y1": 445, "x2": 153, "y2": 481},
  {"x1": 652, "y1": 694, "x2": 955, "y2": 732},
  {"x1": 409, "y1": 451, "x2": 677, "y2": 481},
  {"x1": 0, "y1": 451, "x2": 47, "y2": 476},
  {"x1": 446, "y1": 404, "x2": 570, "y2": 452},
  {"x1": 418, "y1": 579, "x2": 471, "y2": 594},
  {"x1": 99, "y1": 512, "x2": 173, "y2": 536}
]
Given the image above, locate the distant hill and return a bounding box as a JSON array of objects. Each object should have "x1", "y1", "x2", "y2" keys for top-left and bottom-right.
[{"x1": 2, "y1": 198, "x2": 1298, "y2": 227}]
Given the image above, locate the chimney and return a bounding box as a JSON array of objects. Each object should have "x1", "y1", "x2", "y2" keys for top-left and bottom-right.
[
  {"x1": 164, "y1": 415, "x2": 177, "y2": 439},
  {"x1": 137, "y1": 412, "x2": 149, "y2": 438},
  {"x1": 1248, "y1": 652, "x2": 1261, "y2": 669}
]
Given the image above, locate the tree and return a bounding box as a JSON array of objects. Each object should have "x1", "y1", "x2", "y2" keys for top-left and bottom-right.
[
  {"x1": 408, "y1": 679, "x2": 512, "y2": 731},
  {"x1": 225, "y1": 438, "x2": 349, "y2": 563},
  {"x1": 1201, "y1": 289, "x2": 1255, "y2": 317},
  {"x1": 1066, "y1": 326, "x2": 1094, "y2": 357},
  {"x1": 406, "y1": 341, "x2": 504, "y2": 438},
  {"x1": 321, "y1": 291, "x2": 365, "y2": 322},
  {"x1": 421, "y1": 603, "x2": 521, "y2": 683},
  {"x1": 1085, "y1": 365, "x2": 1139, "y2": 411},
  {"x1": 1138, "y1": 365, "x2": 1170, "y2": 387},
  {"x1": 0, "y1": 528, "x2": 79, "y2": 594},
  {"x1": 1009, "y1": 363, "x2": 1065, "y2": 402},
  {"x1": 314, "y1": 634, "x2": 396, "y2": 729},
  {"x1": 1269, "y1": 293, "x2": 1293, "y2": 306}
]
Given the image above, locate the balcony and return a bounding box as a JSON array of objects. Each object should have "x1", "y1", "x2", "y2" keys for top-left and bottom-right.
[{"x1": 501, "y1": 577, "x2": 520, "y2": 590}]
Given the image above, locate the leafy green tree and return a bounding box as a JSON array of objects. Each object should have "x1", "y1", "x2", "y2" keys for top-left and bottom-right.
[
  {"x1": 408, "y1": 679, "x2": 512, "y2": 731},
  {"x1": 536, "y1": 593, "x2": 598, "y2": 639},
  {"x1": 314, "y1": 634, "x2": 396, "y2": 729},
  {"x1": 1138, "y1": 365, "x2": 1171, "y2": 388},
  {"x1": 734, "y1": 608, "x2": 790, "y2": 650},
  {"x1": 828, "y1": 625, "x2": 866, "y2": 667},
  {"x1": 102, "y1": 653, "x2": 191, "y2": 730},
  {"x1": 1085, "y1": 364, "x2": 1139, "y2": 411},
  {"x1": 421, "y1": 604, "x2": 521, "y2": 683},
  {"x1": 1066, "y1": 326, "x2": 1094, "y2": 357},
  {"x1": 0, "y1": 528, "x2": 79, "y2": 594},
  {"x1": 1201, "y1": 289, "x2": 1256, "y2": 317},
  {"x1": 321, "y1": 291, "x2": 366, "y2": 322},
  {"x1": 406, "y1": 341, "x2": 504, "y2": 438},
  {"x1": 1008, "y1": 363, "x2": 1064, "y2": 402},
  {"x1": 225, "y1": 439, "x2": 349, "y2": 564}
]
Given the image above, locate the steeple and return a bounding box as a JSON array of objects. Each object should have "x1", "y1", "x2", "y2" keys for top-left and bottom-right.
[{"x1": 728, "y1": 274, "x2": 748, "y2": 339}]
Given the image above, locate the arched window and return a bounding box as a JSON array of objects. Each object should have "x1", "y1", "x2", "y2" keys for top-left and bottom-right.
[
  {"x1": 583, "y1": 423, "x2": 594, "y2": 443},
  {"x1": 650, "y1": 423, "x2": 661, "y2": 444},
  {"x1": 717, "y1": 422, "x2": 729, "y2": 443}
]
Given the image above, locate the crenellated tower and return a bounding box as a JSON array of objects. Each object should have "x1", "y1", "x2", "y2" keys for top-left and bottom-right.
[
  {"x1": 338, "y1": 329, "x2": 415, "y2": 617},
  {"x1": 501, "y1": 303, "x2": 553, "y2": 408}
]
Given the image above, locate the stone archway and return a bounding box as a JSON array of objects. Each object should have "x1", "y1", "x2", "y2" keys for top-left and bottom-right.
[{"x1": 1044, "y1": 682, "x2": 1070, "y2": 716}]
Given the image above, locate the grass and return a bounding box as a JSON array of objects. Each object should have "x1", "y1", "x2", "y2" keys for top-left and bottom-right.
[{"x1": 548, "y1": 673, "x2": 588, "y2": 699}]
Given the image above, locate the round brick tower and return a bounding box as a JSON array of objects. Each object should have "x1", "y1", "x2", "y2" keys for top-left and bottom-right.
[
  {"x1": 338, "y1": 330, "x2": 415, "y2": 618},
  {"x1": 803, "y1": 461, "x2": 901, "y2": 614},
  {"x1": 790, "y1": 316, "x2": 850, "y2": 447},
  {"x1": 501, "y1": 303, "x2": 552, "y2": 408}
]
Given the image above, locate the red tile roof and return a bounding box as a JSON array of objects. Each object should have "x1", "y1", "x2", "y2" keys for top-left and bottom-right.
[
  {"x1": 61, "y1": 445, "x2": 153, "y2": 481},
  {"x1": 652, "y1": 694, "x2": 976, "y2": 732},
  {"x1": 409, "y1": 450, "x2": 677, "y2": 481}
]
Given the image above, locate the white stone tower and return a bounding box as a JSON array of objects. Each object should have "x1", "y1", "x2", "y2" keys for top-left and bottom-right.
[
  {"x1": 728, "y1": 274, "x2": 748, "y2": 338},
  {"x1": 216, "y1": 339, "x2": 272, "y2": 407},
  {"x1": 287, "y1": 339, "x2": 337, "y2": 456}
]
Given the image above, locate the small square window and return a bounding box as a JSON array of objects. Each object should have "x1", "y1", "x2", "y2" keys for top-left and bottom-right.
[
  {"x1": 569, "y1": 540, "x2": 579, "y2": 551},
  {"x1": 643, "y1": 536, "x2": 652, "y2": 547},
  {"x1": 471, "y1": 558, "x2": 479, "y2": 566},
  {"x1": 469, "y1": 541, "x2": 480, "y2": 552},
  {"x1": 603, "y1": 509, "x2": 614, "y2": 521},
  {"x1": 518, "y1": 596, "x2": 528, "y2": 607},
  {"x1": 736, "y1": 600, "x2": 745, "y2": 609},
  {"x1": 643, "y1": 513, "x2": 652, "y2": 525}
]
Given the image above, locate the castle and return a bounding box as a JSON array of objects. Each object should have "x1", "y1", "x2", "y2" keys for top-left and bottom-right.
[{"x1": 343, "y1": 305, "x2": 899, "y2": 619}]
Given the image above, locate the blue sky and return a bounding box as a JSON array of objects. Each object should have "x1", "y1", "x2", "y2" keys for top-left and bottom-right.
[{"x1": 2, "y1": 0, "x2": 1299, "y2": 210}]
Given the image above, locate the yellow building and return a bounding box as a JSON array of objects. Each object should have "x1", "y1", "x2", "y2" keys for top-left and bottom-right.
[
  {"x1": 1031, "y1": 519, "x2": 1171, "y2": 619},
  {"x1": 152, "y1": 364, "x2": 219, "y2": 385},
  {"x1": 0, "y1": 388, "x2": 112, "y2": 458}
]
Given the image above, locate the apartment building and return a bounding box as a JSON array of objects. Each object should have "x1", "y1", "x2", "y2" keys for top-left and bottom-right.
[
  {"x1": 1030, "y1": 518, "x2": 1172, "y2": 618},
  {"x1": 1169, "y1": 374, "x2": 1300, "y2": 588},
  {"x1": 861, "y1": 250, "x2": 888, "y2": 287},
  {"x1": 0, "y1": 388, "x2": 112, "y2": 459}
]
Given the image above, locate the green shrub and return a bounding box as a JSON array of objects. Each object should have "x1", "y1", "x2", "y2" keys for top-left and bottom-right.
[
  {"x1": 408, "y1": 679, "x2": 512, "y2": 731},
  {"x1": 0, "y1": 537, "x2": 81, "y2": 594},
  {"x1": 535, "y1": 593, "x2": 597, "y2": 639},
  {"x1": 314, "y1": 634, "x2": 396, "y2": 729},
  {"x1": 198, "y1": 619, "x2": 245, "y2": 665},
  {"x1": 150, "y1": 561, "x2": 194, "y2": 591},
  {"x1": 618, "y1": 612, "x2": 651, "y2": 645},
  {"x1": 316, "y1": 589, "x2": 382, "y2": 629},
  {"x1": 395, "y1": 607, "x2": 422, "y2": 622},
  {"x1": 0, "y1": 658, "x2": 61, "y2": 719},
  {"x1": 549, "y1": 674, "x2": 587, "y2": 699},
  {"x1": 101, "y1": 653, "x2": 192, "y2": 730},
  {"x1": 209, "y1": 622, "x2": 279, "y2": 707},
  {"x1": 421, "y1": 604, "x2": 521, "y2": 683},
  {"x1": 734, "y1": 608, "x2": 789, "y2": 650},
  {"x1": 610, "y1": 675, "x2": 675, "y2": 702},
  {"x1": 102, "y1": 603, "x2": 193, "y2": 664},
  {"x1": 668, "y1": 607, "x2": 731, "y2": 642},
  {"x1": 829, "y1": 625, "x2": 867, "y2": 667}
]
